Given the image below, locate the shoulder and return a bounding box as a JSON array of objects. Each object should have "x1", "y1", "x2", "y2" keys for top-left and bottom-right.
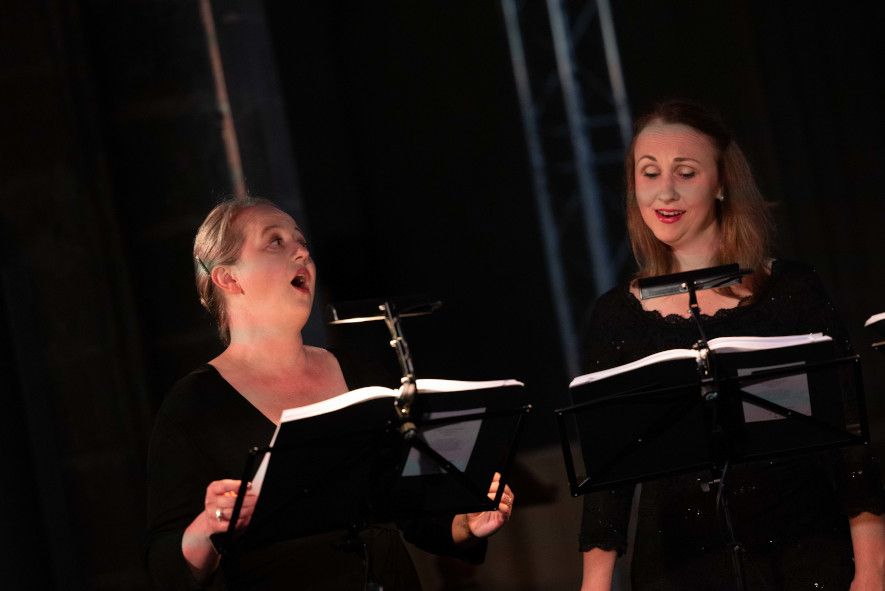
[
  {"x1": 582, "y1": 282, "x2": 633, "y2": 340},
  {"x1": 593, "y1": 283, "x2": 632, "y2": 315},
  {"x1": 147, "y1": 365, "x2": 232, "y2": 470},
  {"x1": 305, "y1": 346, "x2": 348, "y2": 389},
  {"x1": 759, "y1": 259, "x2": 850, "y2": 343},
  {"x1": 770, "y1": 259, "x2": 819, "y2": 281},
  {"x1": 157, "y1": 364, "x2": 227, "y2": 425},
  {"x1": 766, "y1": 259, "x2": 830, "y2": 298},
  {"x1": 587, "y1": 283, "x2": 635, "y2": 329},
  {"x1": 305, "y1": 345, "x2": 343, "y2": 372}
]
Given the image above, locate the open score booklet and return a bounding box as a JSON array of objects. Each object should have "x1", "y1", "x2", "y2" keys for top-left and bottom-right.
[
  {"x1": 569, "y1": 333, "x2": 834, "y2": 425},
  {"x1": 570, "y1": 333, "x2": 833, "y2": 388},
  {"x1": 250, "y1": 377, "x2": 524, "y2": 493}
]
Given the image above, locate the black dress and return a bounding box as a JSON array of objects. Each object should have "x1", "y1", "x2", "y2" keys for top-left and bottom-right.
[
  {"x1": 145, "y1": 364, "x2": 484, "y2": 590},
  {"x1": 579, "y1": 260, "x2": 885, "y2": 590}
]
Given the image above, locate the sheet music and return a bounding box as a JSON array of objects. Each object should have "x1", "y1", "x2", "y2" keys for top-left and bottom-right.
[{"x1": 865, "y1": 311, "x2": 885, "y2": 327}]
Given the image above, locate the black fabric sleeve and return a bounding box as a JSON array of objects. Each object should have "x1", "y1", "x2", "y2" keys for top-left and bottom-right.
[
  {"x1": 579, "y1": 487, "x2": 634, "y2": 556},
  {"x1": 399, "y1": 515, "x2": 487, "y2": 564},
  {"x1": 144, "y1": 412, "x2": 223, "y2": 590},
  {"x1": 578, "y1": 290, "x2": 636, "y2": 555}
]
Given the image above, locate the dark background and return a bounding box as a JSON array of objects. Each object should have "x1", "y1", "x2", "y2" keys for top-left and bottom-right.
[{"x1": 2, "y1": 0, "x2": 882, "y2": 588}]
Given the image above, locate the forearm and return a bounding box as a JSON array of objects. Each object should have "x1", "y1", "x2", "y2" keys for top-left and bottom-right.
[
  {"x1": 850, "y1": 511, "x2": 885, "y2": 579},
  {"x1": 581, "y1": 548, "x2": 616, "y2": 591},
  {"x1": 451, "y1": 513, "x2": 481, "y2": 547},
  {"x1": 181, "y1": 513, "x2": 221, "y2": 583}
]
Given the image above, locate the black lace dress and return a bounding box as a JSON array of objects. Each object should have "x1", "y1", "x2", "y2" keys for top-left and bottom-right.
[{"x1": 579, "y1": 260, "x2": 885, "y2": 590}]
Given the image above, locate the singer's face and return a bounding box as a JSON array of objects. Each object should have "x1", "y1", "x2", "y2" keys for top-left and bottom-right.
[
  {"x1": 633, "y1": 122, "x2": 722, "y2": 256},
  {"x1": 226, "y1": 205, "x2": 316, "y2": 326}
]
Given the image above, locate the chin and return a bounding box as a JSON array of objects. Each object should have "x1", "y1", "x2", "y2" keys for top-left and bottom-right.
[{"x1": 651, "y1": 231, "x2": 682, "y2": 247}]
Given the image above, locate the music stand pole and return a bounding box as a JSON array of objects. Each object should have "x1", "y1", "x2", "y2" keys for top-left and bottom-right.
[
  {"x1": 327, "y1": 296, "x2": 519, "y2": 509},
  {"x1": 379, "y1": 302, "x2": 418, "y2": 437},
  {"x1": 640, "y1": 267, "x2": 748, "y2": 591},
  {"x1": 689, "y1": 286, "x2": 745, "y2": 591}
]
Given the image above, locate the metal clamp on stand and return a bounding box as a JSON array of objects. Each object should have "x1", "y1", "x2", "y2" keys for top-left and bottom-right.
[
  {"x1": 379, "y1": 301, "x2": 418, "y2": 438},
  {"x1": 326, "y1": 296, "x2": 443, "y2": 440}
]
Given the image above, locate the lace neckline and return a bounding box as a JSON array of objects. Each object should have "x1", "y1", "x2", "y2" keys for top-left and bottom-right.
[
  {"x1": 620, "y1": 288, "x2": 753, "y2": 325},
  {"x1": 618, "y1": 259, "x2": 782, "y2": 325}
]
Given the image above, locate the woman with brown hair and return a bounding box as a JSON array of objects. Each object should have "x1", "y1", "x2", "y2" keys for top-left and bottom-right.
[
  {"x1": 579, "y1": 101, "x2": 885, "y2": 589},
  {"x1": 145, "y1": 198, "x2": 513, "y2": 590}
]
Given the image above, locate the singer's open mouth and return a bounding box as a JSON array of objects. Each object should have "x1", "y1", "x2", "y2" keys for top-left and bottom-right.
[{"x1": 655, "y1": 209, "x2": 685, "y2": 223}]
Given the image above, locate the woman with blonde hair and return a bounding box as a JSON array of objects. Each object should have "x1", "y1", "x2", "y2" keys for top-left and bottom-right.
[
  {"x1": 145, "y1": 197, "x2": 513, "y2": 590},
  {"x1": 579, "y1": 101, "x2": 885, "y2": 590}
]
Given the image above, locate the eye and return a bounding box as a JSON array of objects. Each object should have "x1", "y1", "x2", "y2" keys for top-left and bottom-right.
[
  {"x1": 677, "y1": 168, "x2": 696, "y2": 179},
  {"x1": 640, "y1": 169, "x2": 660, "y2": 179},
  {"x1": 268, "y1": 235, "x2": 284, "y2": 249}
]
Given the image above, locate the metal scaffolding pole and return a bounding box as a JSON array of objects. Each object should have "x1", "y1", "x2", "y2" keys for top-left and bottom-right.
[
  {"x1": 500, "y1": 0, "x2": 632, "y2": 372},
  {"x1": 502, "y1": 0, "x2": 581, "y2": 377},
  {"x1": 546, "y1": 0, "x2": 615, "y2": 294}
]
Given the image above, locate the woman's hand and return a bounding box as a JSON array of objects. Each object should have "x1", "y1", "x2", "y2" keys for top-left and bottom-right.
[
  {"x1": 181, "y1": 479, "x2": 258, "y2": 582},
  {"x1": 452, "y1": 472, "x2": 514, "y2": 544},
  {"x1": 203, "y1": 479, "x2": 257, "y2": 533}
]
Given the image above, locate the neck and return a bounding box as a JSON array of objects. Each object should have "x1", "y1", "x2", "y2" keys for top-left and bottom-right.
[
  {"x1": 672, "y1": 250, "x2": 716, "y2": 272},
  {"x1": 671, "y1": 223, "x2": 721, "y2": 272},
  {"x1": 223, "y1": 323, "x2": 308, "y2": 376}
]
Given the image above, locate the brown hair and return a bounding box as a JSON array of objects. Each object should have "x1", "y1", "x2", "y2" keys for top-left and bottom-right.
[
  {"x1": 193, "y1": 197, "x2": 282, "y2": 343},
  {"x1": 625, "y1": 100, "x2": 774, "y2": 292}
]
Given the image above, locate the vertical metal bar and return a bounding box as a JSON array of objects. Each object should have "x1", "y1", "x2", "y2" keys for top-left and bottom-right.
[
  {"x1": 199, "y1": 0, "x2": 248, "y2": 198},
  {"x1": 501, "y1": 0, "x2": 580, "y2": 377},
  {"x1": 555, "y1": 409, "x2": 580, "y2": 496},
  {"x1": 595, "y1": 0, "x2": 633, "y2": 147},
  {"x1": 546, "y1": 0, "x2": 615, "y2": 296},
  {"x1": 496, "y1": 404, "x2": 532, "y2": 505}
]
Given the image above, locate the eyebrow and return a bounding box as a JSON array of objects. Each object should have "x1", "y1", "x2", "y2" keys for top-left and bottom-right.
[
  {"x1": 636, "y1": 155, "x2": 700, "y2": 164},
  {"x1": 260, "y1": 224, "x2": 302, "y2": 236}
]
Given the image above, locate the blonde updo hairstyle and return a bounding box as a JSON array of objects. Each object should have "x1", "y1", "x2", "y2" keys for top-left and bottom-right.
[
  {"x1": 625, "y1": 100, "x2": 774, "y2": 293},
  {"x1": 193, "y1": 197, "x2": 282, "y2": 344}
]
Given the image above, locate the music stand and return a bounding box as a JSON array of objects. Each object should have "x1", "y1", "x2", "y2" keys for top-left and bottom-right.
[
  {"x1": 557, "y1": 264, "x2": 869, "y2": 591},
  {"x1": 213, "y1": 297, "x2": 531, "y2": 589}
]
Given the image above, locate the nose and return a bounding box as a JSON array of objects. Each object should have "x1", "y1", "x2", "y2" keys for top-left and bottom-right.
[
  {"x1": 292, "y1": 240, "x2": 310, "y2": 261},
  {"x1": 658, "y1": 174, "x2": 679, "y2": 202}
]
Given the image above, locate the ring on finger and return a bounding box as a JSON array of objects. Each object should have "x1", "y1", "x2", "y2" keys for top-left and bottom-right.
[{"x1": 215, "y1": 507, "x2": 224, "y2": 522}]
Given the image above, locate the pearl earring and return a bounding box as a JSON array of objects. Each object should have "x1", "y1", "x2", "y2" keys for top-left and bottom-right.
[{"x1": 715, "y1": 192, "x2": 726, "y2": 202}]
